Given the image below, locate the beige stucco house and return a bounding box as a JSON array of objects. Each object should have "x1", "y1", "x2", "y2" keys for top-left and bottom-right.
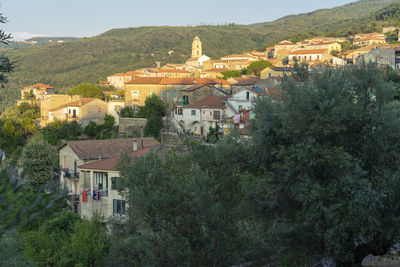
[
  {"x1": 48, "y1": 98, "x2": 108, "y2": 127},
  {"x1": 58, "y1": 138, "x2": 160, "y2": 218}
]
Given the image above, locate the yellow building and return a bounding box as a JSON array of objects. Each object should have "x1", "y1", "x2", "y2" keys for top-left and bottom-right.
[
  {"x1": 289, "y1": 49, "x2": 330, "y2": 63},
  {"x1": 274, "y1": 41, "x2": 300, "y2": 59},
  {"x1": 304, "y1": 42, "x2": 342, "y2": 53},
  {"x1": 353, "y1": 37, "x2": 386, "y2": 47},
  {"x1": 125, "y1": 77, "x2": 230, "y2": 110},
  {"x1": 40, "y1": 95, "x2": 81, "y2": 127},
  {"x1": 260, "y1": 67, "x2": 292, "y2": 79},
  {"x1": 48, "y1": 98, "x2": 108, "y2": 127}
]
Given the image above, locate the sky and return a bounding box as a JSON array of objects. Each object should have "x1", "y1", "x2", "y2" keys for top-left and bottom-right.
[{"x1": 1, "y1": 0, "x2": 357, "y2": 40}]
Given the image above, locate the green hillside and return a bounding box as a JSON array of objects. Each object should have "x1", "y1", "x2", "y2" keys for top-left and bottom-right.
[{"x1": 0, "y1": 0, "x2": 399, "y2": 111}]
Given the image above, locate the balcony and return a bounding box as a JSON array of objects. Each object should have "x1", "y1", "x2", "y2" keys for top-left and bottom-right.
[
  {"x1": 62, "y1": 168, "x2": 79, "y2": 180},
  {"x1": 66, "y1": 194, "x2": 80, "y2": 202}
]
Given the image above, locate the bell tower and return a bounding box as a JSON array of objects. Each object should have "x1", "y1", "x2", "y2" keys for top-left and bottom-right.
[{"x1": 192, "y1": 36, "x2": 202, "y2": 58}]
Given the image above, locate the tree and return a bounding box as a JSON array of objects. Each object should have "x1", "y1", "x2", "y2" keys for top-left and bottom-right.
[
  {"x1": 113, "y1": 139, "x2": 252, "y2": 266},
  {"x1": 246, "y1": 60, "x2": 272, "y2": 76},
  {"x1": 0, "y1": 12, "x2": 13, "y2": 84},
  {"x1": 70, "y1": 83, "x2": 102, "y2": 98},
  {"x1": 68, "y1": 215, "x2": 109, "y2": 266},
  {"x1": 21, "y1": 134, "x2": 57, "y2": 191},
  {"x1": 118, "y1": 106, "x2": 134, "y2": 118},
  {"x1": 138, "y1": 95, "x2": 165, "y2": 138},
  {"x1": 247, "y1": 63, "x2": 400, "y2": 265}
]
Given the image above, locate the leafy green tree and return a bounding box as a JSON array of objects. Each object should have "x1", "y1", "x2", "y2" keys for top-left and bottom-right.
[
  {"x1": 113, "y1": 139, "x2": 252, "y2": 266},
  {"x1": 221, "y1": 69, "x2": 246, "y2": 80},
  {"x1": 70, "y1": 83, "x2": 102, "y2": 98},
  {"x1": 137, "y1": 94, "x2": 165, "y2": 118},
  {"x1": 0, "y1": 232, "x2": 33, "y2": 267},
  {"x1": 21, "y1": 134, "x2": 57, "y2": 191},
  {"x1": 68, "y1": 215, "x2": 110, "y2": 266},
  {"x1": 83, "y1": 121, "x2": 98, "y2": 139},
  {"x1": 247, "y1": 63, "x2": 400, "y2": 265},
  {"x1": 0, "y1": 11, "x2": 13, "y2": 84},
  {"x1": 118, "y1": 106, "x2": 134, "y2": 118},
  {"x1": 386, "y1": 31, "x2": 398, "y2": 43},
  {"x1": 23, "y1": 210, "x2": 81, "y2": 266},
  {"x1": 41, "y1": 121, "x2": 83, "y2": 145},
  {"x1": 246, "y1": 60, "x2": 272, "y2": 76},
  {"x1": 137, "y1": 95, "x2": 165, "y2": 138}
]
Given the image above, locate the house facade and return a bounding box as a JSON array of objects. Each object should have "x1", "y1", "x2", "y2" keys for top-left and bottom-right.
[
  {"x1": 174, "y1": 96, "x2": 229, "y2": 136},
  {"x1": 21, "y1": 83, "x2": 55, "y2": 100},
  {"x1": 58, "y1": 138, "x2": 160, "y2": 217},
  {"x1": 48, "y1": 98, "x2": 108, "y2": 127}
]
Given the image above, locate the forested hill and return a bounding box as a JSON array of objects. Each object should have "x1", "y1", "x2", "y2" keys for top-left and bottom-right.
[{"x1": 0, "y1": 0, "x2": 399, "y2": 111}]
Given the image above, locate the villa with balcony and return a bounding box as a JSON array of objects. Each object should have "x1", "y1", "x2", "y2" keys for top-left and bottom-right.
[{"x1": 58, "y1": 138, "x2": 160, "y2": 217}]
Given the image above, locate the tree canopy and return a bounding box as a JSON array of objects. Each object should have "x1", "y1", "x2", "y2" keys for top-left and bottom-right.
[
  {"x1": 248, "y1": 63, "x2": 400, "y2": 265},
  {"x1": 69, "y1": 83, "x2": 102, "y2": 98}
]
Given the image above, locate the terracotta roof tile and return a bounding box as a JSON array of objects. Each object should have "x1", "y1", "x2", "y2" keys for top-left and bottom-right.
[
  {"x1": 185, "y1": 96, "x2": 230, "y2": 109},
  {"x1": 25, "y1": 83, "x2": 54, "y2": 89},
  {"x1": 290, "y1": 49, "x2": 328, "y2": 55},
  {"x1": 78, "y1": 148, "x2": 151, "y2": 171},
  {"x1": 60, "y1": 138, "x2": 160, "y2": 160}
]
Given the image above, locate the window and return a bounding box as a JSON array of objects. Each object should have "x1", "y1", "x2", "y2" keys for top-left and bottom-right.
[
  {"x1": 246, "y1": 92, "x2": 250, "y2": 100},
  {"x1": 161, "y1": 91, "x2": 164, "y2": 97},
  {"x1": 68, "y1": 109, "x2": 71, "y2": 114},
  {"x1": 132, "y1": 90, "x2": 139, "y2": 100},
  {"x1": 191, "y1": 110, "x2": 196, "y2": 116},
  {"x1": 166, "y1": 91, "x2": 170, "y2": 98},
  {"x1": 111, "y1": 177, "x2": 119, "y2": 190},
  {"x1": 94, "y1": 172, "x2": 108, "y2": 190},
  {"x1": 213, "y1": 110, "x2": 221, "y2": 120},
  {"x1": 183, "y1": 95, "x2": 189, "y2": 106},
  {"x1": 210, "y1": 111, "x2": 212, "y2": 115},
  {"x1": 113, "y1": 199, "x2": 126, "y2": 215},
  {"x1": 173, "y1": 91, "x2": 177, "y2": 98}
]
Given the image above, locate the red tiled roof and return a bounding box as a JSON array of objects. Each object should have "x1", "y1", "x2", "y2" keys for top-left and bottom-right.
[
  {"x1": 79, "y1": 148, "x2": 150, "y2": 171},
  {"x1": 25, "y1": 83, "x2": 54, "y2": 89},
  {"x1": 126, "y1": 77, "x2": 230, "y2": 86},
  {"x1": 290, "y1": 49, "x2": 328, "y2": 55},
  {"x1": 59, "y1": 138, "x2": 160, "y2": 160},
  {"x1": 154, "y1": 69, "x2": 190, "y2": 73},
  {"x1": 185, "y1": 96, "x2": 229, "y2": 109},
  {"x1": 126, "y1": 77, "x2": 164, "y2": 84},
  {"x1": 276, "y1": 41, "x2": 297, "y2": 46},
  {"x1": 308, "y1": 42, "x2": 337, "y2": 46}
]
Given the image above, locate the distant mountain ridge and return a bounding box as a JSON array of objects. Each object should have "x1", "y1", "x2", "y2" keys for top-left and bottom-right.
[{"x1": 1, "y1": 0, "x2": 399, "y2": 111}]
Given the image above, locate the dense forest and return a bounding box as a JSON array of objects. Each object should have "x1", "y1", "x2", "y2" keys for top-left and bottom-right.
[{"x1": 1, "y1": 0, "x2": 400, "y2": 111}]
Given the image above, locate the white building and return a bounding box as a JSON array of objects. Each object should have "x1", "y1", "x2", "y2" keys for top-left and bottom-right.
[
  {"x1": 225, "y1": 87, "x2": 266, "y2": 117},
  {"x1": 174, "y1": 95, "x2": 229, "y2": 136}
]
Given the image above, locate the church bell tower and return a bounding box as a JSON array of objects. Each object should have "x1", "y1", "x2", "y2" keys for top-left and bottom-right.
[{"x1": 192, "y1": 36, "x2": 202, "y2": 58}]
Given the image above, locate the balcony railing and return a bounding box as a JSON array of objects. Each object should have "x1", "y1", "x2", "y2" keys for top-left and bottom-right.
[
  {"x1": 66, "y1": 194, "x2": 80, "y2": 202},
  {"x1": 99, "y1": 189, "x2": 108, "y2": 197},
  {"x1": 62, "y1": 168, "x2": 79, "y2": 180}
]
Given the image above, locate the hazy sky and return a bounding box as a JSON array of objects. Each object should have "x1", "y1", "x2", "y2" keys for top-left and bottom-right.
[{"x1": 2, "y1": 0, "x2": 356, "y2": 38}]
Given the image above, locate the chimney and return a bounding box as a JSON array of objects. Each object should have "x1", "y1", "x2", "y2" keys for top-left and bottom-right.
[
  {"x1": 79, "y1": 100, "x2": 82, "y2": 106},
  {"x1": 194, "y1": 79, "x2": 197, "y2": 85},
  {"x1": 133, "y1": 140, "x2": 138, "y2": 151},
  {"x1": 156, "y1": 61, "x2": 161, "y2": 68}
]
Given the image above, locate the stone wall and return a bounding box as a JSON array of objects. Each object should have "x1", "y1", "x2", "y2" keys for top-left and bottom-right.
[{"x1": 118, "y1": 118, "x2": 147, "y2": 137}]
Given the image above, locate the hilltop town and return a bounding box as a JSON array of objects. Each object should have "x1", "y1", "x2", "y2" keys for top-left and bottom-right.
[{"x1": 3, "y1": 5, "x2": 400, "y2": 264}]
